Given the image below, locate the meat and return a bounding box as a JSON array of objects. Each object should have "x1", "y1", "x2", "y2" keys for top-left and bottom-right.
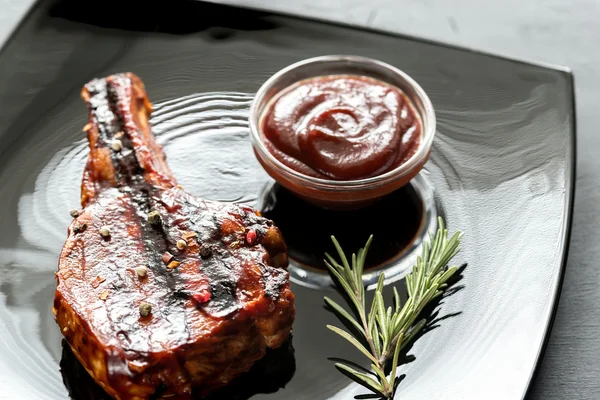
[{"x1": 52, "y1": 73, "x2": 295, "y2": 400}]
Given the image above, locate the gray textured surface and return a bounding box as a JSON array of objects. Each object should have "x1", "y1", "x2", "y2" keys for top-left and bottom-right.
[{"x1": 1, "y1": 0, "x2": 599, "y2": 399}]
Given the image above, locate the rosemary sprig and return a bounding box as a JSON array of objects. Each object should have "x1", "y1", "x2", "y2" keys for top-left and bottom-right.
[{"x1": 324, "y1": 217, "x2": 462, "y2": 399}]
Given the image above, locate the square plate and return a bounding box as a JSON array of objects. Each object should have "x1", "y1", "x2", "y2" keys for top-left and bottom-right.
[{"x1": 0, "y1": 0, "x2": 575, "y2": 399}]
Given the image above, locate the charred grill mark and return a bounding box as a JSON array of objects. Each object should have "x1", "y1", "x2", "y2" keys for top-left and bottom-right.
[
  {"x1": 85, "y1": 76, "x2": 145, "y2": 188},
  {"x1": 96, "y1": 197, "x2": 152, "y2": 352},
  {"x1": 202, "y1": 248, "x2": 240, "y2": 317},
  {"x1": 259, "y1": 264, "x2": 288, "y2": 301},
  {"x1": 92, "y1": 201, "x2": 135, "y2": 355},
  {"x1": 127, "y1": 185, "x2": 191, "y2": 342},
  {"x1": 85, "y1": 79, "x2": 118, "y2": 148},
  {"x1": 106, "y1": 76, "x2": 145, "y2": 186},
  {"x1": 187, "y1": 206, "x2": 240, "y2": 317},
  {"x1": 84, "y1": 79, "x2": 124, "y2": 184},
  {"x1": 187, "y1": 202, "x2": 221, "y2": 243}
]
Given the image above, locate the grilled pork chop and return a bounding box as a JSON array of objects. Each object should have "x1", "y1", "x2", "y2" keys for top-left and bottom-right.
[{"x1": 53, "y1": 73, "x2": 295, "y2": 400}]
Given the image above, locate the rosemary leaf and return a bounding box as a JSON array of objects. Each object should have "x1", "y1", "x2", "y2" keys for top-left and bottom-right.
[
  {"x1": 368, "y1": 293, "x2": 378, "y2": 329},
  {"x1": 331, "y1": 236, "x2": 351, "y2": 271},
  {"x1": 335, "y1": 363, "x2": 386, "y2": 396},
  {"x1": 439, "y1": 266, "x2": 458, "y2": 285},
  {"x1": 389, "y1": 331, "x2": 404, "y2": 390},
  {"x1": 355, "y1": 394, "x2": 385, "y2": 400},
  {"x1": 375, "y1": 273, "x2": 385, "y2": 295},
  {"x1": 375, "y1": 292, "x2": 389, "y2": 346},
  {"x1": 327, "y1": 325, "x2": 379, "y2": 364},
  {"x1": 371, "y1": 319, "x2": 381, "y2": 359},
  {"x1": 325, "y1": 253, "x2": 344, "y2": 272},
  {"x1": 328, "y1": 357, "x2": 376, "y2": 376},
  {"x1": 326, "y1": 264, "x2": 362, "y2": 312},
  {"x1": 371, "y1": 363, "x2": 388, "y2": 384},
  {"x1": 358, "y1": 235, "x2": 373, "y2": 276},
  {"x1": 352, "y1": 253, "x2": 361, "y2": 287},
  {"x1": 393, "y1": 287, "x2": 401, "y2": 311},
  {"x1": 324, "y1": 296, "x2": 365, "y2": 336}
]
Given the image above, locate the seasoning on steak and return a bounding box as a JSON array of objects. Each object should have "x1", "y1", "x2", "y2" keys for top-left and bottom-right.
[{"x1": 52, "y1": 73, "x2": 295, "y2": 400}]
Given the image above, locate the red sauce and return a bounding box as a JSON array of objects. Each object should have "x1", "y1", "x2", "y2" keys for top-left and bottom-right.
[{"x1": 260, "y1": 75, "x2": 422, "y2": 181}]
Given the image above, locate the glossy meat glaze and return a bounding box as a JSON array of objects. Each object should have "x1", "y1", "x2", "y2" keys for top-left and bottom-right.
[{"x1": 53, "y1": 73, "x2": 295, "y2": 399}]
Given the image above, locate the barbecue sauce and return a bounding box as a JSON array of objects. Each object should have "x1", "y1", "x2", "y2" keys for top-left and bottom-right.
[
  {"x1": 261, "y1": 75, "x2": 422, "y2": 180},
  {"x1": 261, "y1": 183, "x2": 423, "y2": 272}
]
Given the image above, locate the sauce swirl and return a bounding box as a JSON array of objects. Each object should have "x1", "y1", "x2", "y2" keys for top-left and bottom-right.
[{"x1": 260, "y1": 75, "x2": 422, "y2": 181}]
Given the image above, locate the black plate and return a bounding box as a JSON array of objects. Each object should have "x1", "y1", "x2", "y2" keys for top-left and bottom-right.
[{"x1": 0, "y1": 0, "x2": 575, "y2": 399}]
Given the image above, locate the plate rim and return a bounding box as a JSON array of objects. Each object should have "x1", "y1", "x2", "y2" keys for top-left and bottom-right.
[
  {"x1": 0, "y1": 0, "x2": 575, "y2": 77},
  {"x1": 522, "y1": 71, "x2": 576, "y2": 399},
  {"x1": 200, "y1": 0, "x2": 574, "y2": 76}
]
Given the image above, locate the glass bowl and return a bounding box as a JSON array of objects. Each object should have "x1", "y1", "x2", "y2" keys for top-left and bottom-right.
[{"x1": 249, "y1": 55, "x2": 435, "y2": 209}]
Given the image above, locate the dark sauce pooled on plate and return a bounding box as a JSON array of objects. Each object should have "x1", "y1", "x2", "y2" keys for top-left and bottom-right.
[{"x1": 261, "y1": 183, "x2": 424, "y2": 272}]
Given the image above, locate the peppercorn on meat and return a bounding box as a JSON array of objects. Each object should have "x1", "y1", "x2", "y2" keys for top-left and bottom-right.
[{"x1": 53, "y1": 73, "x2": 295, "y2": 400}]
